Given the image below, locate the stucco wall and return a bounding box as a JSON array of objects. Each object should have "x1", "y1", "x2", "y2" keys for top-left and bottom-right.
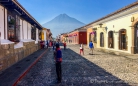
[
  {"x1": 0, "y1": 5, "x2": 4, "y2": 39},
  {"x1": 27, "y1": 23, "x2": 31, "y2": 39},
  {"x1": 91, "y1": 12, "x2": 138, "y2": 54},
  {"x1": 87, "y1": 28, "x2": 93, "y2": 45},
  {"x1": 23, "y1": 20, "x2": 27, "y2": 39},
  {"x1": 105, "y1": 14, "x2": 133, "y2": 53}
]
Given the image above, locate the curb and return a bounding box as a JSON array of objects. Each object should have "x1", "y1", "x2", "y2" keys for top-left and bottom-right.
[{"x1": 12, "y1": 49, "x2": 49, "y2": 86}]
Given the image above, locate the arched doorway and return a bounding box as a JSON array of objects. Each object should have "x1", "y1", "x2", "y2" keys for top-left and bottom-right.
[
  {"x1": 134, "y1": 23, "x2": 138, "y2": 53},
  {"x1": 108, "y1": 31, "x2": 114, "y2": 48},
  {"x1": 100, "y1": 32, "x2": 104, "y2": 47},
  {"x1": 119, "y1": 29, "x2": 127, "y2": 50}
]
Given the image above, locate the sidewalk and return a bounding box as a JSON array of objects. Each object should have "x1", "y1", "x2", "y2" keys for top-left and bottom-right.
[
  {"x1": 81, "y1": 44, "x2": 138, "y2": 60},
  {"x1": 0, "y1": 48, "x2": 48, "y2": 86}
]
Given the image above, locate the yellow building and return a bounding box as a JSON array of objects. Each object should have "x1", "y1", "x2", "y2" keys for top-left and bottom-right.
[
  {"x1": 86, "y1": 1, "x2": 138, "y2": 54},
  {"x1": 41, "y1": 28, "x2": 47, "y2": 41}
]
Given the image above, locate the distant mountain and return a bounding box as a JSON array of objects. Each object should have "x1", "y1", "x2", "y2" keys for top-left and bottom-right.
[{"x1": 42, "y1": 14, "x2": 85, "y2": 37}]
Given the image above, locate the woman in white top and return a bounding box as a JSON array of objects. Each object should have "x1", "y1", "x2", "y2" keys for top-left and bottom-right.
[{"x1": 80, "y1": 43, "x2": 84, "y2": 55}]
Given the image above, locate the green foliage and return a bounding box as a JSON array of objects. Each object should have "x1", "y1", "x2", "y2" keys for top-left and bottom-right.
[{"x1": 9, "y1": 19, "x2": 15, "y2": 25}]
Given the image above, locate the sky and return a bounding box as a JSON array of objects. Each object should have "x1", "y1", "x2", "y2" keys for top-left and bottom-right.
[{"x1": 18, "y1": 0, "x2": 137, "y2": 25}]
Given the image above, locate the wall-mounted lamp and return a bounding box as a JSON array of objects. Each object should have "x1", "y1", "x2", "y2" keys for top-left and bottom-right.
[
  {"x1": 99, "y1": 23, "x2": 103, "y2": 28},
  {"x1": 98, "y1": 23, "x2": 108, "y2": 33}
]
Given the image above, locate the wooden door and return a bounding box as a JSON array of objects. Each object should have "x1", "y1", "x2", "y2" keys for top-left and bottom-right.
[{"x1": 135, "y1": 24, "x2": 138, "y2": 53}]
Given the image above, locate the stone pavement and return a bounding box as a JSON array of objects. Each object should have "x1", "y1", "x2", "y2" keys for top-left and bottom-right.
[
  {"x1": 17, "y1": 45, "x2": 134, "y2": 86},
  {"x1": 0, "y1": 49, "x2": 48, "y2": 86},
  {"x1": 69, "y1": 44, "x2": 138, "y2": 86}
]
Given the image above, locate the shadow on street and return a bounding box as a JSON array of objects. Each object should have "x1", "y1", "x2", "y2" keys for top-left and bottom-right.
[{"x1": 17, "y1": 48, "x2": 130, "y2": 86}]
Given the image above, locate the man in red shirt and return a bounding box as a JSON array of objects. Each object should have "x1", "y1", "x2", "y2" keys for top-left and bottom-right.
[{"x1": 63, "y1": 42, "x2": 66, "y2": 50}]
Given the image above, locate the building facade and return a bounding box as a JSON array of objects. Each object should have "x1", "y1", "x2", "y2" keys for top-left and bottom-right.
[
  {"x1": 0, "y1": 0, "x2": 44, "y2": 72},
  {"x1": 68, "y1": 28, "x2": 87, "y2": 44},
  {"x1": 85, "y1": 1, "x2": 138, "y2": 54}
]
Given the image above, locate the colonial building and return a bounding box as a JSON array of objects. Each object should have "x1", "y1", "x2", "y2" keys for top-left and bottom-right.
[
  {"x1": 46, "y1": 29, "x2": 52, "y2": 41},
  {"x1": 0, "y1": 0, "x2": 44, "y2": 72},
  {"x1": 68, "y1": 27, "x2": 87, "y2": 44},
  {"x1": 59, "y1": 33, "x2": 68, "y2": 43},
  {"x1": 40, "y1": 28, "x2": 47, "y2": 41},
  {"x1": 85, "y1": 1, "x2": 138, "y2": 54}
]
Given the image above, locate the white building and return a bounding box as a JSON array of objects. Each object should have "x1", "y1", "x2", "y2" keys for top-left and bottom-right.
[{"x1": 0, "y1": 0, "x2": 44, "y2": 72}]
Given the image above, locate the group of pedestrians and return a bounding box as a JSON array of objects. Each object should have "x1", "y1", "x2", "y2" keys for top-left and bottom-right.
[{"x1": 79, "y1": 41, "x2": 94, "y2": 55}]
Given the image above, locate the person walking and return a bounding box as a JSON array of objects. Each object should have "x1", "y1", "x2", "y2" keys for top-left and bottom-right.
[
  {"x1": 63, "y1": 41, "x2": 66, "y2": 50},
  {"x1": 89, "y1": 41, "x2": 94, "y2": 55},
  {"x1": 46, "y1": 40, "x2": 49, "y2": 48},
  {"x1": 54, "y1": 44, "x2": 62, "y2": 83},
  {"x1": 53, "y1": 41, "x2": 56, "y2": 50},
  {"x1": 80, "y1": 43, "x2": 84, "y2": 55}
]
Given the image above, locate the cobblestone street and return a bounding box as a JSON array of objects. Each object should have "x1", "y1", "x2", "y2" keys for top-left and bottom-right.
[{"x1": 17, "y1": 45, "x2": 138, "y2": 86}]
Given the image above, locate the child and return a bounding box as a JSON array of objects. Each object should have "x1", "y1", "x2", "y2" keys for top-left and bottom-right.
[
  {"x1": 80, "y1": 43, "x2": 84, "y2": 55},
  {"x1": 54, "y1": 44, "x2": 62, "y2": 83}
]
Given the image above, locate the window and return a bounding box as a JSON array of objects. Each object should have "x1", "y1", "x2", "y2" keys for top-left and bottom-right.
[
  {"x1": 100, "y1": 32, "x2": 104, "y2": 47},
  {"x1": 7, "y1": 12, "x2": 20, "y2": 42},
  {"x1": 38, "y1": 30, "x2": 42, "y2": 40},
  {"x1": 31, "y1": 26, "x2": 36, "y2": 40},
  {"x1": 108, "y1": 31, "x2": 114, "y2": 48}
]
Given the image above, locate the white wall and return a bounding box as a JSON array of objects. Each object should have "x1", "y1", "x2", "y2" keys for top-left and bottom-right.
[
  {"x1": 5, "y1": 8, "x2": 7, "y2": 39},
  {"x1": 36, "y1": 28, "x2": 38, "y2": 40},
  {"x1": 35, "y1": 28, "x2": 39, "y2": 43},
  {"x1": 0, "y1": 5, "x2": 4, "y2": 39},
  {"x1": 105, "y1": 13, "x2": 134, "y2": 53},
  {"x1": 23, "y1": 20, "x2": 27, "y2": 39},
  {"x1": 27, "y1": 23, "x2": 31, "y2": 39}
]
